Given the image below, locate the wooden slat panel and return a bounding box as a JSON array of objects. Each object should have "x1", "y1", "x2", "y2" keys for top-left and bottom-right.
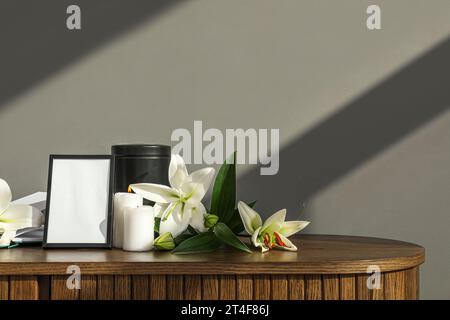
[
  {"x1": 38, "y1": 276, "x2": 50, "y2": 300},
  {"x1": 271, "y1": 275, "x2": 288, "y2": 300},
  {"x1": 97, "y1": 275, "x2": 114, "y2": 300},
  {"x1": 371, "y1": 273, "x2": 384, "y2": 300},
  {"x1": 132, "y1": 275, "x2": 149, "y2": 300},
  {"x1": 385, "y1": 270, "x2": 406, "y2": 300},
  {"x1": 236, "y1": 275, "x2": 253, "y2": 300},
  {"x1": 114, "y1": 275, "x2": 131, "y2": 300},
  {"x1": 356, "y1": 274, "x2": 370, "y2": 300},
  {"x1": 416, "y1": 267, "x2": 420, "y2": 300},
  {"x1": 288, "y1": 275, "x2": 305, "y2": 300},
  {"x1": 0, "y1": 276, "x2": 8, "y2": 300},
  {"x1": 10, "y1": 276, "x2": 39, "y2": 300},
  {"x1": 150, "y1": 275, "x2": 166, "y2": 300},
  {"x1": 405, "y1": 267, "x2": 419, "y2": 300},
  {"x1": 167, "y1": 275, "x2": 184, "y2": 300},
  {"x1": 253, "y1": 275, "x2": 270, "y2": 300},
  {"x1": 322, "y1": 275, "x2": 339, "y2": 300},
  {"x1": 305, "y1": 275, "x2": 321, "y2": 300},
  {"x1": 202, "y1": 275, "x2": 219, "y2": 300},
  {"x1": 184, "y1": 275, "x2": 202, "y2": 300},
  {"x1": 79, "y1": 275, "x2": 96, "y2": 300},
  {"x1": 51, "y1": 275, "x2": 78, "y2": 300},
  {"x1": 340, "y1": 275, "x2": 356, "y2": 300},
  {"x1": 219, "y1": 275, "x2": 236, "y2": 300}
]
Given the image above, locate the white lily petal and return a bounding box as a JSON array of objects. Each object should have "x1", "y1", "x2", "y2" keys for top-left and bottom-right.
[
  {"x1": 261, "y1": 209, "x2": 286, "y2": 234},
  {"x1": 168, "y1": 201, "x2": 192, "y2": 231},
  {"x1": 169, "y1": 154, "x2": 188, "y2": 189},
  {"x1": 273, "y1": 232, "x2": 297, "y2": 251},
  {"x1": 279, "y1": 221, "x2": 310, "y2": 237},
  {"x1": 161, "y1": 201, "x2": 178, "y2": 220},
  {"x1": 130, "y1": 183, "x2": 179, "y2": 204},
  {"x1": 0, "y1": 179, "x2": 12, "y2": 214},
  {"x1": 250, "y1": 226, "x2": 268, "y2": 252},
  {"x1": 153, "y1": 203, "x2": 168, "y2": 219},
  {"x1": 0, "y1": 230, "x2": 16, "y2": 247},
  {"x1": 159, "y1": 205, "x2": 189, "y2": 238},
  {"x1": 187, "y1": 202, "x2": 207, "y2": 233},
  {"x1": 251, "y1": 226, "x2": 261, "y2": 246},
  {"x1": 238, "y1": 201, "x2": 262, "y2": 235},
  {"x1": 0, "y1": 204, "x2": 43, "y2": 231},
  {"x1": 183, "y1": 167, "x2": 215, "y2": 202}
]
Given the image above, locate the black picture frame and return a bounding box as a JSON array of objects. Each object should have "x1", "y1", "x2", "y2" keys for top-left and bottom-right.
[{"x1": 43, "y1": 155, "x2": 114, "y2": 248}]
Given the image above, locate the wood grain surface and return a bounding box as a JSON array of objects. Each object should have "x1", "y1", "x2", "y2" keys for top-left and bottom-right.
[
  {"x1": 149, "y1": 275, "x2": 166, "y2": 300},
  {"x1": 97, "y1": 275, "x2": 114, "y2": 300},
  {"x1": 305, "y1": 275, "x2": 322, "y2": 300},
  {"x1": 219, "y1": 275, "x2": 236, "y2": 300},
  {"x1": 9, "y1": 276, "x2": 39, "y2": 300},
  {"x1": 0, "y1": 235, "x2": 424, "y2": 275},
  {"x1": 79, "y1": 275, "x2": 96, "y2": 300},
  {"x1": 323, "y1": 275, "x2": 339, "y2": 300},
  {"x1": 356, "y1": 274, "x2": 370, "y2": 300},
  {"x1": 0, "y1": 271, "x2": 421, "y2": 300},
  {"x1": 184, "y1": 275, "x2": 202, "y2": 300},
  {"x1": 167, "y1": 275, "x2": 183, "y2": 300},
  {"x1": 131, "y1": 275, "x2": 149, "y2": 300},
  {"x1": 0, "y1": 276, "x2": 8, "y2": 300},
  {"x1": 288, "y1": 275, "x2": 305, "y2": 300},
  {"x1": 0, "y1": 235, "x2": 424, "y2": 300},
  {"x1": 51, "y1": 275, "x2": 78, "y2": 300},
  {"x1": 236, "y1": 275, "x2": 253, "y2": 299},
  {"x1": 254, "y1": 275, "x2": 271, "y2": 300},
  {"x1": 202, "y1": 275, "x2": 219, "y2": 299},
  {"x1": 271, "y1": 275, "x2": 288, "y2": 300}
]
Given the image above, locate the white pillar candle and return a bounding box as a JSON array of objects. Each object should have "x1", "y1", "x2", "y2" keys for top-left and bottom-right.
[
  {"x1": 123, "y1": 205, "x2": 154, "y2": 252},
  {"x1": 113, "y1": 192, "x2": 143, "y2": 248}
]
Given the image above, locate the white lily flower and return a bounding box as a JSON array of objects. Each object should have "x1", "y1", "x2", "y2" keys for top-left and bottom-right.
[
  {"x1": 238, "y1": 201, "x2": 309, "y2": 253},
  {"x1": 130, "y1": 154, "x2": 215, "y2": 237},
  {"x1": 0, "y1": 179, "x2": 44, "y2": 246}
]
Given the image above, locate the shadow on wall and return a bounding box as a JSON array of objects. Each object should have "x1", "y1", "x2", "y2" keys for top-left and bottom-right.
[
  {"x1": 0, "y1": 0, "x2": 185, "y2": 109},
  {"x1": 237, "y1": 37, "x2": 450, "y2": 220}
]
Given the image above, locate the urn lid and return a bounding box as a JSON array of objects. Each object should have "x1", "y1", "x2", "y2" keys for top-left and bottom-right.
[{"x1": 111, "y1": 144, "x2": 171, "y2": 157}]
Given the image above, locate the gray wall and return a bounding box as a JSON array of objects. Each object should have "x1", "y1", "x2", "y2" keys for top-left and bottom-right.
[{"x1": 1, "y1": 0, "x2": 449, "y2": 299}]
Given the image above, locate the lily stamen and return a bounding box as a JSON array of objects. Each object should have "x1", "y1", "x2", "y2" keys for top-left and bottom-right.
[
  {"x1": 263, "y1": 234, "x2": 272, "y2": 249},
  {"x1": 274, "y1": 232, "x2": 286, "y2": 247}
]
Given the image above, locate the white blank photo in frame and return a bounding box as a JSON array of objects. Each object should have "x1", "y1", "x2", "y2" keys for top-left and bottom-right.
[{"x1": 43, "y1": 155, "x2": 113, "y2": 248}]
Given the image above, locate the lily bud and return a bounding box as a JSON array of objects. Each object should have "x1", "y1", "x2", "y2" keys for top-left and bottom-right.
[
  {"x1": 154, "y1": 232, "x2": 175, "y2": 250},
  {"x1": 204, "y1": 214, "x2": 219, "y2": 228}
]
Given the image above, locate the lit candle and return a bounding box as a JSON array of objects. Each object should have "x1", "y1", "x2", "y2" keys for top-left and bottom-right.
[
  {"x1": 113, "y1": 192, "x2": 143, "y2": 248},
  {"x1": 123, "y1": 205, "x2": 154, "y2": 251}
]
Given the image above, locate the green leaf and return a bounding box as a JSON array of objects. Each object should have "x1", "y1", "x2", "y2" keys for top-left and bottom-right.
[
  {"x1": 172, "y1": 232, "x2": 221, "y2": 254},
  {"x1": 173, "y1": 226, "x2": 200, "y2": 246},
  {"x1": 174, "y1": 233, "x2": 195, "y2": 246},
  {"x1": 187, "y1": 225, "x2": 199, "y2": 235},
  {"x1": 154, "y1": 217, "x2": 161, "y2": 233},
  {"x1": 213, "y1": 222, "x2": 252, "y2": 253},
  {"x1": 228, "y1": 201, "x2": 257, "y2": 234},
  {"x1": 210, "y1": 152, "x2": 236, "y2": 224}
]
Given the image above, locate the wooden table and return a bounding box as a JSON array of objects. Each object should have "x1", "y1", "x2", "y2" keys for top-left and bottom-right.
[{"x1": 0, "y1": 235, "x2": 424, "y2": 300}]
